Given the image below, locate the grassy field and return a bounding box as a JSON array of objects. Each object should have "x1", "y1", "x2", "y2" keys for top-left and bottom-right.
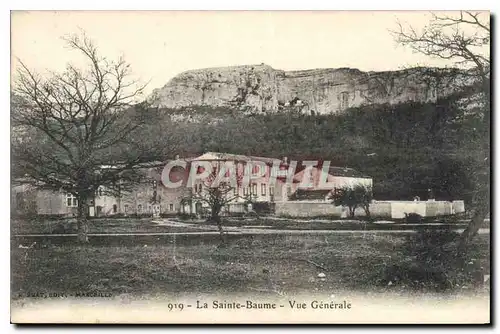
[
  {"x1": 11, "y1": 215, "x2": 484, "y2": 235},
  {"x1": 11, "y1": 232, "x2": 490, "y2": 299},
  {"x1": 199, "y1": 217, "x2": 476, "y2": 231},
  {"x1": 11, "y1": 217, "x2": 210, "y2": 235}
]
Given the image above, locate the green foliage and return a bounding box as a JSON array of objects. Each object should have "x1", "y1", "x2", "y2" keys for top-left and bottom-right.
[
  {"x1": 381, "y1": 226, "x2": 488, "y2": 291},
  {"x1": 329, "y1": 185, "x2": 373, "y2": 217},
  {"x1": 148, "y1": 92, "x2": 486, "y2": 205}
]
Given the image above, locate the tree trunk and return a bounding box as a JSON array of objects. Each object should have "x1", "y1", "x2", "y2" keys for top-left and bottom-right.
[
  {"x1": 215, "y1": 216, "x2": 226, "y2": 244},
  {"x1": 210, "y1": 207, "x2": 226, "y2": 245},
  {"x1": 77, "y1": 195, "x2": 90, "y2": 243},
  {"x1": 349, "y1": 207, "x2": 355, "y2": 218},
  {"x1": 457, "y1": 175, "x2": 490, "y2": 255},
  {"x1": 363, "y1": 204, "x2": 371, "y2": 218},
  {"x1": 457, "y1": 206, "x2": 488, "y2": 257}
]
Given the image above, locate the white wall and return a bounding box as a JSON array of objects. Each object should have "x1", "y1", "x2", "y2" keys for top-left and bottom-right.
[
  {"x1": 276, "y1": 200, "x2": 465, "y2": 219},
  {"x1": 389, "y1": 201, "x2": 427, "y2": 219},
  {"x1": 275, "y1": 201, "x2": 343, "y2": 217}
]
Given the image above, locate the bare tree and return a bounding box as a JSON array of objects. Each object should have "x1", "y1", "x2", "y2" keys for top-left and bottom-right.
[
  {"x1": 392, "y1": 11, "x2": 490, "y2": 254},
  {"x1": 11, "y1": 33, "x2": 173, "y2": 243},
  {"x1": 394, "y1": 12, "x2": 490, "y2": 90},
  {"x1": 188, "y1": 164, "x2": 247, "y2": 244},
  {"x1": 191, "y1": 181, "x2": 239, "y2": 245}
]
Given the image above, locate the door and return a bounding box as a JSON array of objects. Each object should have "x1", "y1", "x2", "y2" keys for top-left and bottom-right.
[{"x1": 195, "y1": 202, "x2": 202, "y2": 214}]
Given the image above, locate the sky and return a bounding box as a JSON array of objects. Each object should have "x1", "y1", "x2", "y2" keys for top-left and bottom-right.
[{"x1": 11, "y1": 10, "x2": 489, "y2": 96}]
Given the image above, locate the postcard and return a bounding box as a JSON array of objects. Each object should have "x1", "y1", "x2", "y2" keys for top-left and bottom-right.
[{"x1": 10, "y1": 10, "x2": 490, "y2": 324}]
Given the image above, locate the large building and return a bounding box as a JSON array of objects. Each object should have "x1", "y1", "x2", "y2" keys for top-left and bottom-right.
[
  {"x1": 11, "y1": 152, "x2": 373, "y2": 217},
  {"x1": 290, "y1": 165, "x2": 373, "y2": 200}
]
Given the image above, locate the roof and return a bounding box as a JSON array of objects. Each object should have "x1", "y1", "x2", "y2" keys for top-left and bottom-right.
[
  {"x1": 327, "y1": 166, "x2": 370, "y2": 178},
  {"x1": 190, "y1": 152, "x2": 281, "y2": 165},
  {"x1": 289, "y1": 189, "x2": 332, "y2": 201},
  {"x1": 293, "y1": 166, "x2": 371, "y2": 185}
]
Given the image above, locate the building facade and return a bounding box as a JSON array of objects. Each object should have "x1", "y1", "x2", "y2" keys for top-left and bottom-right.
[{"x1": 11, "y1": 152, "x2": 374, "y2": 217}]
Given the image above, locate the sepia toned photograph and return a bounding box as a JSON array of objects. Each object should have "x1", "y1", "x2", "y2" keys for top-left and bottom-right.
[{"x1": 10, "y1": 10, "x2": 490, "y2": 324}]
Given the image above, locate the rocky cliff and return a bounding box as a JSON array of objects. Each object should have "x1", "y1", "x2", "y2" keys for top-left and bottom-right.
[{"x1": 149, "y1": 64, "x2": 460, "y2": 114}]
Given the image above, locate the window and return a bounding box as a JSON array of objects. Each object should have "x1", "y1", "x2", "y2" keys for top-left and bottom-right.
[
  {"x1": 124, "y1": 204, "x2": 129, "y2": 213},
  {"x1": 243, "y1": 187, "x2": 249, "y2": 196},
  {"x1": 113, "y1": 204, "x2": 117, "y2": 213},
  {"x1": 148, "y1": 205, "x2": 152, "y2": 213},
  {"x1": 261, "y1": 184, "x2": 266, "y2": 196},
  {"x1": 252, "y1": 183, "x2": 257, "y2": 195},
  {"x1": 98, "y1": 188, "x2": 103, "y2": 197},
  {"x1": 233, "y1": 186, "x2": 238, "y2": 196},
  {"x1": 169, "y1": 204, "x2": 174, "y2": 211},
  {"x1": 339, "y1": 92, "x2": 349, "y2": 109},
  {"x1": 137, "y1": 204, "x2": 142, "y2": 213},
  {"x1": 269, "y1": 186, "x2": 274, "y2": 196},
  {"x1": 66, "y1": 193, "x2": 78, "y2": 207}
]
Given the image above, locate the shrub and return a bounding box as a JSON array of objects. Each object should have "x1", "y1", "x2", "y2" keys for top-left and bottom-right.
[
  {"x1": 51, "y1": 222, "x2": 76, "y2": 234},
  {"x1": 252, "y1": 202, "x2": 276, "y2": 215},
  {"x1": 124, "y1": 213, "x2": 153, "y2": 218},
  {"x1": 329, "y1": 185, "x2": 372, "y2": 218},
  {"x1": 159, "y1": 213, "x2": 179, "y2": 218},
  {"x1": 404, "y1": 212, "x2": 423, "y2": 223},
  {"x1": 176, "y1": 213, "x2": 197, "y2": 220},
  {"x1": 380, "y1": 225, "x2": 486, "y2": 291}
]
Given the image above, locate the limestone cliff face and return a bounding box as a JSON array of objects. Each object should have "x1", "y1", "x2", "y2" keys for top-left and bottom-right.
[{"x1": 149, "y1": 64, "x2": 456, "y2": 114}]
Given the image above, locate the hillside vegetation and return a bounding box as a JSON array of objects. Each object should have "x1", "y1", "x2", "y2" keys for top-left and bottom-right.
[{"x1": 156, "y1": 89, "x2": 486, "y2": 205}]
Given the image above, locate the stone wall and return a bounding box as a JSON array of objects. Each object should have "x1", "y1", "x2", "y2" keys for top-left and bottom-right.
[
  {"x1": 390, "y1": 201, "x2": 427, "y2": 219},
  {"x1": 276, "y1": 200, "x2": 465, "y2": 219},
  {"x1": 275, "y1": 201, "x2": 344, "y2": 217},
  {"x1": 369, "y1": 202, "x2": 392, "y2": 218},
  {"x1": 452, "y1": 200, "x2": 465, "y2": 214},
  {"x1": 425, "y1": 201, "x2": 453, "y2": 217}
]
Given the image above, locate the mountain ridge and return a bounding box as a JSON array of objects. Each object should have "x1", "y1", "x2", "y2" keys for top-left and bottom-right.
[{"x1": 148, "y1": 63, "x2": 462, "y2": 114}]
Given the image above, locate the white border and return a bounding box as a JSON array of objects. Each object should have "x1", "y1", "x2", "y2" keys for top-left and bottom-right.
[{"x1": 2, "y1": 1, "x2": 498, "y2": 333}]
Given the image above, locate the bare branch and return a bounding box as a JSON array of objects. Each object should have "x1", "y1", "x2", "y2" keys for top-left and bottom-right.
[{"x1": 11, "y1": 32, "x2": 173, "y2": 213}]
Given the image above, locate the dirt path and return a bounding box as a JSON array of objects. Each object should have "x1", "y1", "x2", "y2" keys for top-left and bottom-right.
[{"x1": 13, "y1": 228, "x2": 490, "y2": 237}]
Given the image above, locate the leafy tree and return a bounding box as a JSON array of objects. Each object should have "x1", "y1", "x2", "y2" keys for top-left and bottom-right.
[
  {"x1": 11, "y1": 33, "x2": 175, "y2": 243},
  {"x1": 392, "y1": 11, "x2": 490, "y2": 254},
  {"x1": 329, "y1": 185, "x2": 373, "y2": 218}
]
